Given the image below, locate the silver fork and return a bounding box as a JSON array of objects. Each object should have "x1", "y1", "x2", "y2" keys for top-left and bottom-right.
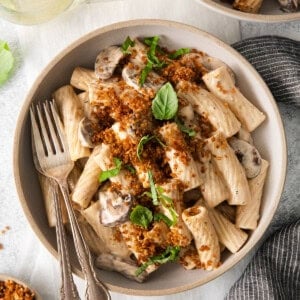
[{"x1": 30, "y1": 100, "x2": 111, "y2": 300}]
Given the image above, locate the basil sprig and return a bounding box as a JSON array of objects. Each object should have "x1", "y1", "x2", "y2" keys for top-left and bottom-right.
[
  {"x1": 152, "y1": 82, "x2": 178, "y2": 120},
  {"x1": 121, "y1": 36, "x2": 135, "y2": 54},
  {"x1": 137, "y1": 135, "x2": 165, "y2": 161},
  {"x1": 99, "y1": 157, "x2": 122, "y2": 182},
  {"x1": 169, "y1": 48, "x2": 190, "y2": 59},
  {"x1": 135, "y1": 246, "x2": 180, "y2": 276},
  {"x1": 130, "y1": 205, "x2": 153, "y2": 229},
  {"x1": 145, "y1": 172, "x2": 178, "y2": 226},
  {"x1": 153, "y1": 213, "x2": 173, "y2": 227},
  {"x1": 140, "y1": 36, "x2": 166, "y2": 86}
]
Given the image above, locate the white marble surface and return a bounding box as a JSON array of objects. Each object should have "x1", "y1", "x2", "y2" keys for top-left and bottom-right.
[{"x1": 0, "y1": 1, "x2": 299, "y2": 299}]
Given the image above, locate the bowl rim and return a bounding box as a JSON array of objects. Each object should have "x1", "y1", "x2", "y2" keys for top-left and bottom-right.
[
  {"x1": 0, "y1": 274, "x2": 42, "y2": 299},
  {"x1": 13, "y1": 19, "x2": 287, "y2": 296},
  {"x1": 195, "y1": 0, "x2": 300, "y2": 22}
]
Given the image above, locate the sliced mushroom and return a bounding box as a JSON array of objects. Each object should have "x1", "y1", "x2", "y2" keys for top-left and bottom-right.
[
  {"x1": 278, "y1": 0, "x2": 298, "y2": 12},
  {"x1": 228, "y1": 136, "x2": 262, "y2": 179},
  {"x1": 122, "y1": 64, "x2": 165, "y2": 94},
  {"x1": 99, "y1": 190, "x2": 132, "y2": 226},
  {"x1": 95, "y1": 253, "x2": 148, "y2": 283},
  {"x1": 236, "y1": 126, "x2": 253, "y2": 145},
  {"x1": 95, "y1": 46, "x2": 124, "y2": 80},
  {"x1": 78, "y1": 117, "x2": 96, "y2": 148}
]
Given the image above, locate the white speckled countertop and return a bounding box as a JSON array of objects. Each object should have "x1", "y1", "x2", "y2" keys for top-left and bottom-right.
[{"x1": 0, "y1": 1, "x2": 299, "y2": 299}]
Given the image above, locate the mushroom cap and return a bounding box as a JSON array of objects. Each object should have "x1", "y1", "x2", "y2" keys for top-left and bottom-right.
[
  {"x1": 99, "y1": 190, "x2": 132, "y2": 227},
  {"x1": 228, "y1": 136, "x2": 262, "y2": 179},
  {"x1": 78, "y1": 117, "x2": 96, "y2": 148}
]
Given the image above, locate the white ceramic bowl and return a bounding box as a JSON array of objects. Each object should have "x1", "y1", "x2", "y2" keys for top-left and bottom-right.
[
  {"x1": 13, "y1": 19, "x2": 287, "y2": 296},
  {"x1": 195, "y1": 0, "x2": 300, "y2": 22},
  {"x1": 0, "y1": 274, "x2": 42, "y2": 299}
]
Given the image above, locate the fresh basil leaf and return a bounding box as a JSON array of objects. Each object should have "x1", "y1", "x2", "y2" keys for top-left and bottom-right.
[
  {"x1": 137, "y1": 135, "x2": 155, "y2": 160},
  {"x1": 121, "y1": 36, "x2": 135, "y2": 54},
  {"x1": 139, "y1": 60, "x2": 153, "y2": 86},
  {"x1": 154, "y1": 213, "x2": 173, "y2": 227},
  {"x1": 125, "y1": 164, "x2": 136, "y2": 174},
  {"x1": 0, "y1": 40, "x2": 14, "y2": 85},
  {"x1": 147, "y1": 170, "x2": 159, "y2": 205},
  {"x1": 152, "y1": 82, "x2": 178, "y2": 120},
  {"x1": 130, "y1": 205, "x2": 153, "y2": 229},
  {"x1": 135, "y1": 246, "x2": 180, "y2": 276},
  {"x1": 99, "y1": 157, "x2": 122, "y2": 182},
  {"x1": 169, "y1": 48, "x2": 190, "y2": 59},
  {"x1": 175, "y1": 116, "x2": 196, "y2": 137},
  {"x1": 137, "y1": 135, "x2": 165, "y2": 160}
]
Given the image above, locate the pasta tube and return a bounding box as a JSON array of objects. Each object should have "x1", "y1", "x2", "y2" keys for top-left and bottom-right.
[
  {"x1": 72, "y1": 146, "x2": 102, "y2": 208},
  {"x1": 206, "y1": 133, "x2": 251, "y2": 206},
  {"x1": 182, "y1": 204, "x2": 220, "y2": 270},
  {"x1": 177, "y1": 82, "x2": 241, "y2": 138},
  {"x1": 208, "y1": 207, "x2": 248, "y2": 253},
  {"x1": 203, "y1": 66, "x2": 265, "y2": 132},
  {"x1": 53, "y1": 85, "x2": 90, "y2": 161},
  {"x1": 82, "y1": 201, "x2": 131, "y2": 260},
  {"x1": 233, "y1": 0, "x2": 263, "y2": 13},
  {"x1": 159, "y1": 123, "x2": 201, "y2": 191},
  {"x1": 70, "y1": 67, "x2": 96, "y2": 91},
  {"x1": 236, "y1": 159, "x2": 269, "y2": 230}
]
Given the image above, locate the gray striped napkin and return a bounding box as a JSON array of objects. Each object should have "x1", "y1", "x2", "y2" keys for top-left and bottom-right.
[{"x1": 225, "y1": 36, "x2": 300, "y2": 300}]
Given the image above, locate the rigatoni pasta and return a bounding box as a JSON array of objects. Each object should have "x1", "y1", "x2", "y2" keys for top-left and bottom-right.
[{"x1": 37, "y1": 35, "x2": 269, "y2": 282}]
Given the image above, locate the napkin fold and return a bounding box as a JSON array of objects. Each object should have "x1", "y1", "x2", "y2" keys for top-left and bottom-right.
[
  {"x1": 225, "y1": 36, "x2": 300, "y2": 300},
  {"x1": 233, "y1": 36, "x2": 300, "y2": 106}
]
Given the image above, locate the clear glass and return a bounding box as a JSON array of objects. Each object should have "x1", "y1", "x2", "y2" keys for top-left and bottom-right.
[{"x1": 0, "y1": 0, "x2": 83, "y2": 25}]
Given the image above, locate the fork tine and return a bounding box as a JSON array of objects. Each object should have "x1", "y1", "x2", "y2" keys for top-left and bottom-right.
[
  {"x1": 44, "y1": 100, "x2": 62, "y2": 154},
  {"x1": 30, "y1": 106, "x2": 46, "y2": 159},
  {"x1": 49, "y1": 100, "x2": 69, "y2": 154},
  {"x1": 36, "y1": 102, "x2": 53, "y2": 155}
]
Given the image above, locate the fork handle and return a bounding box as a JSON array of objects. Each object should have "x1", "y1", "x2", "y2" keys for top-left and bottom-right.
[
  {"x1": 52, "y1": 182, "x2": 80, "y2": 300},
  {"x1": 59, "y1": 182, "x2": 111, "y2": 300}
]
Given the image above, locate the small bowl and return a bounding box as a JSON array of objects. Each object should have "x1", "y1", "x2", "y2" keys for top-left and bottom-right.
[
  {"x1": 195, "y1": 0, "x2": 300, "y2": 22},
  {"x1": 0, "y1": 274, "x2": 42, "y2": 299},
  {"x1": 13, "y1": 19, "x2": 287, "y2": 296}
]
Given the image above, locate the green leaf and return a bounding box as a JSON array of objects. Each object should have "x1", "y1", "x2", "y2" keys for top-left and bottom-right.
[
  {"x1": 175, "y1": 116, "x2": 196, "y2": 137},
  {"x1": 0, "y1": 40, "x2": 14, "y2": 85},
  {"x1": 147, "y1": 170, "x2": 159, "y2": 205},
  {"x1": 154, "y1": 213, "x2": 173, "y2": 227},
  {"x1": 152, "y1": 82, "x2": 178, "y2": 120},
  {"x1": 130, "y1": 205, "x2": 153, "y2": 229},
  {"x1": 139, "y1": 60, "x2": 153, "y2": 86},
  {"x1": 169, "y1": 48, "x2": 190, "y2": 59},
  {"x1": 135, "y1": 246, "x2": 180, "y2": 276},
  {"x1": 121, "y1": 36, "x2": 135, "y2": 54},
  {"x1": 136, "y1": 135, "x2": 165, "y2": 161},
  {"x1": 137, "y1": 135, "x2": 155, "y2": 161},
  {"x1": 99, "y1": 157, "x2": 122, "y2": 182},
  {"x1": 124, "y1": 164, "x2": 136, "y2": 174}
]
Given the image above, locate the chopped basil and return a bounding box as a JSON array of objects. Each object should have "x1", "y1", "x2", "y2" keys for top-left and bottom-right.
[
  {"x1": 121, "y1": 36, "x2": 135, "y2": 54},
  {"x1": 140, "y1": 36, "x2": 166, "y2": 86},
  {"x1": 169, "y1": 48, "x2": 190, "y2": 59},
  {"x1": 152, "y1": 82, "x2": 178, "y2": 120},
  {"x1": 0, "y1": 41, "x2": 14, "y2": 85},
  {"x1": 175, "y1": 116, "x2": 196, "y2": 137},
  {"x1": 147, "y1": 170, "x2": 159, "y2": 205},
  {"x1": 130, "y1": 205, "x2": 153, "y2": 229},
  {"x1": 137, "y1": 135, "x2": 165, "y2": 161},
  {"x1": 125, "y1": 164, "x2": 136, "y2": 174},
  {"x1": 139, "y1": 60, "x2": 153, "y2": 86},
  {"x1": 154, "y1": 213, "x2": 173, "y2": 227},
  {"x1": 99, "y1": 157, "x2": 122, "y2": 182},
  {"x1": 135, "y1": 246, "x2": 180, "y2": 276}
]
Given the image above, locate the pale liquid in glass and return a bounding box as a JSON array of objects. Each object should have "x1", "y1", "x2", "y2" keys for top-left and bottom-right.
[{"x1": 0, "y1": 0, "x2": 77, "y2": 24}]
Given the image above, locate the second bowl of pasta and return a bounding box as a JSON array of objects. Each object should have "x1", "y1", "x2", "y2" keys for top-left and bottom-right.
[{"x1": 13, "y1": 19, "x2": 287, "y2": 295}]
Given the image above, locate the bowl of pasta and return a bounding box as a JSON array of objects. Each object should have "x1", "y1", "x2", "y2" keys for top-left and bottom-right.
[
  {"x1": 195, "y1": 0, "x2": 300, "y2": 22},
  {"x1": 13, "y1": 19, "x2": 287, "y2": 295}
]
